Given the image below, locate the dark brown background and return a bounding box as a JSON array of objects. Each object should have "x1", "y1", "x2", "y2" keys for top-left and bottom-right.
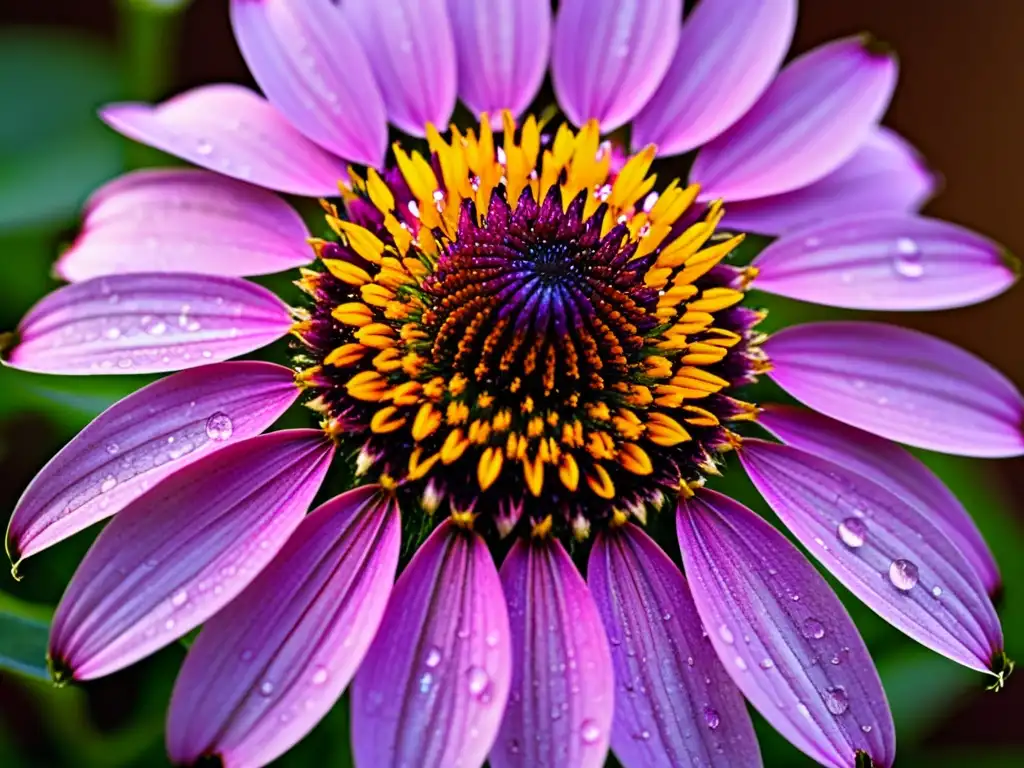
[{"x1": 1, "y1": 0, "x2": 1021, "y2": 761}]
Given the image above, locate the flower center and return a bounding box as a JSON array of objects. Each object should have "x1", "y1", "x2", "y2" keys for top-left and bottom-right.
[{"x1": 293, "y1": 114, "x2": 766, "y2": 538}]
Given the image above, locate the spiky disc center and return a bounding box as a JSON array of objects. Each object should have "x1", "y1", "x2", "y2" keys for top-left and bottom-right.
[{"x1": 292, "y1": 115, "x2": 766, "y2": 538}]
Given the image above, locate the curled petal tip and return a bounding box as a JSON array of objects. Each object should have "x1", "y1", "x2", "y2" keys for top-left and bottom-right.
[
  {"x1": 1001, "y1": 248, "x2": 1022, "y2": 279},
  {"x1": 47, "y1": 654, "x2": 74, "y2": 687},
  {"x1": 859, "y1": 32, "x2": 896, "y2": 59},
  {"x1": 987, "y1": 651, "x2": 1015, "y2": 692}
]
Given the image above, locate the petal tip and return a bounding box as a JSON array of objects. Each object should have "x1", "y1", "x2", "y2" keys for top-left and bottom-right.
[
  {"x1": 46, "y1": 652, "x2": 75, "y2": 687},
  {"x1": 1001, "y1": 247, "x2": 1022, "y2": 280},
  {"x1": 859, "y1": 32, "x2": 898, "y2": 61},
  {"x1": 987, "y1": 650, "x2": 1015, "y2": 691}
]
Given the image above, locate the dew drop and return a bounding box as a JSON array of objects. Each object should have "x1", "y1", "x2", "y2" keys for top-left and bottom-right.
[
  {"x1": 734, "y1": 656, "x2": 747, "y2": 671},
  {"x1": 311, "y1": 666, "x2": 329, "y2": 686},
  {"x1": 240, "y1": 649, "x2": 254, "y2": 662},
  {"x1": 466, "y1": 666, "x2": 490, "y2": 698},
  {"x1": 100, "y1": 475, "x2": 117, "y2": 493},
  {"x1": 802, "y1": 618, "x2": 826, "y2": 640},
  {"x1": 893, "y1": 237, "x2": 924, "y2": 278},
  {"x1": 837, "y1": 517, "x2": 867, "y2": 548},
  {"x1": 703, "y1": 707, "x2": 720, "y2": 730},
  {"x1": 485, "y1": 629, "x2": 500, "y2": 648},
  {"x1": 171, "y1": 589, "x2": 188, "y2": 607},
  {"x1": 260, "y1": 681, "x2": 274, "y2": 696},
  {"x1": 823, "y1": 686, "x2": 849, "y2": 715},
  {"x1": 425, "y1": 647, "x2": 442, "y2": 668},
  {"x1": 718, "y1": 624, "x2": 734, "y2": 645},
  {"x1": 759, "y1": 658, "x2": 775, "y2": 670},
  {"x1": 419, "y1": 672, "x2": 433, "y2": 694},
  {"x1": 105, "y1": 442, "x2": 119, "y2": 455},
  {"x1": 931, "y1": 586, "x2": 943, "y2": 598},
  {"x1": 888, "y1": 559, "x2": 919, "y2": 591},
  {"x1": 205, "y1": 412, "x2": 234, "y2": 441},
  {"x1": 580, "y1": 719, "x2": 602, "y2": 744},
  {"x1": 197, "y1": 139, "x2": 214, "y2": 156},
  {"x1": 861, "y1": 724, "x2": 873, "y2": 734},
  {"x1": 147, "y1": 320, "x2": 167, "y2": 336}
]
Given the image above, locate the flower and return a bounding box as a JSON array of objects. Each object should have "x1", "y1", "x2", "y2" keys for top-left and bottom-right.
[{"x1": 3, "y1": 1, "x2": 1021, "y2": 767}]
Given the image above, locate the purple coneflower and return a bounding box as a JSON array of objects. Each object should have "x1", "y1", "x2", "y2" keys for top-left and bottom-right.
[{"x1": 4, "y1": 1, "x2": 1021, "y2": 766}]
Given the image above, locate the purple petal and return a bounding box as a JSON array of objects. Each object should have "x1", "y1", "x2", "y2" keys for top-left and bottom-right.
[
  {"x1": 55, "y1": 169, "x2": 312, "y2": 282},
  {"x1": 750, "y1": 213, "x2": 1017, "y2": 311},
  {"x1": 552, "y1": 0, "x2": 682, "y2": 132},
  {"x1": 739, "y1": 438, "x2": 1003, "y2": 674},
  {"x1": 691, "y1": 36, "x2": 898, "y2": 202},
  {"x1": 758, "y1": 405, "x2": 1000, "y2": 595},
  {"x1": 722, "y1": 128, "x2": 936, "y2": 235},
  {"x1": 100, "y1": 85, "x2": 349, "y2": 196},
  {"x1": 447, "y1": 0, "x2": 551, "y2": 121},
  {"x1": 352, "y1": 520, "x2": 510, "y2": 768},
  {"x1": 588, "y1": 523, "x2": 761, "y2": 768},
  {"x1": 492, "y1": 537, "x2": 614, "y2": 768},
  {"x1": 677, "y1": 490, "x2": 896, "y2": 768},
  {"x1": 230, "y1": 0, "x2": 388, "y2": 168},
  {"x1": 48, "y1": 430, "x2": 333, "y2": 680},
  {"x1": 168, "y1": 485, "x2": 400, "y2": 767},
  {"x1": 632, "y1": 0, "x2": 796, "y2": 157},
  {"x1": 764, "y1": 321, "x2": 1024, "y2": 457},
  {"x1": 7, "y1": 361, "x2": 299, "y2": 567},
  {"x1": 5, "y1": 273, "x2": 292, "y2": 376},
  {"x1": 346, "y1": 0, "x2": 457, "y2": 137}
]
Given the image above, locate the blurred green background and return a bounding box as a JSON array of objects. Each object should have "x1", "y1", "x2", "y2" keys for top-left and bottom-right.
[{"x1": 1, "y1": 1, "x2": 1022, "y2": 766}]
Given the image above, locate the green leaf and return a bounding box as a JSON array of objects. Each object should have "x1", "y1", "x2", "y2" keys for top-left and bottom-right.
[
  {"x1": 0, "y1": 28, "x2": 125, "y2": 231},
  {"x1": 0, "y1": 593, "x2": 51, "y2": 681}
]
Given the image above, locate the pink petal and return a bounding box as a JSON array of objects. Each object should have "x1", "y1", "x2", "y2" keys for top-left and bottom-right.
[
  {"x1": 5, "y1": 273, "x2": 292, "y2": 376},
  {"x1": 100, "y1": 84, "x2": 349, "y2": 196},
  {"x1": 7, "y1": 361, "x2": 299, "y2": 567},
  {"x1": 167, "y1": 485, "x2": 400, "y2": 767},
  {"x1": 48, "y1": 429, "x2": 333, "y2": 681},
  {"x1": 352, "y1": 521, "x2": 511, "y2": 768},
  {"x1": 678, "y1": 490, "x2": 896, "y2": 768},
  {"x1": 56, "y1": 169, "x2": 313, "y2": 282},
  {"x1": 722, "y1": 128, "x2": 936, "y2": 235},
  {"x1": 758, "y1": 405, "x2": 1000, "y2": 595},
  {"x1": 346, "y1": 0, "x2": 457, "y2": 137},
  {"x1": 230, "y1": 0, "x2": 388, "y2": 168},
  {"x1": 588, "y1": 524, "x2": 761, "y2": 768},
  {"x1": 492, "y1": 538, "x2": 614, "y2": 768},
  {"x1": 691, "y1": 36, "x2": 898, "y2": 202},
  {"x1": 739, "y1": 438, "x2": 1003, "y2": 674},
  {"x1": 632, "y1": 0, "x2": 796, "y2": 157},
  {"x1": 764, "y1": 321, "x2": 1024, "y2": 457},
  {"x1": 750, "y1": 213, "x2": 1017, "y2": 311},
  {"x1": 447, "y1": 0, "x2": 551, "y2": 121},
  {"x1": 552, "y1": 0, "x2": 682, "y2": 132}
]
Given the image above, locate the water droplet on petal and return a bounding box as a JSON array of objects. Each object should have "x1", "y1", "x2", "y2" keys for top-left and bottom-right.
[
  {"x1": 240, "y1": 649, "x2": 254, "y2": 662},
  {"x1": 105, "y1": 442, "x2": 119, "y2": 455},
  {"x1": 580, "y1": 719, "x2": 602, "y2": 744},
  {"x1": 171, "y1": 589, "x2": 188, "y2": 607},
  {"x1": 418, "y1": 672, "x2": 433, "y2": 694},
  {"x1": 260, "y1": 681, "x2": 274, "y2": 696},
  {"x1": 197, "y1": 139, "x2": 213, "y2": 156},
  {"x1": 485, "y1": 629, "x2": 500, "y2": 647},
  {"x1": 703, "y1": 707, "x2": 720, "y2": 730},
  {"x1": 425, "y1": 647, "x2": 442, "y2": 668},
  {"x1": 888, "y1": 559, "x2": 919, "y2": 591},
  {"x1": 205, "y1": 412, "x2": 233, "y2": 441},
  {"x1": 759, "y1": 658, "x2": 775, "y2": 670},
  {"x1": 100, "y1": 475, "x2": 117, "y2": 493},
  {"x1": 837, "y1": 517, "x2": 867, "y2": 548},
  {"x1": 718, "y1": 624, "x2": 734, "y2": 644},
  {"x1": 311, "y1": 666, "x2": 328, "y2": 686},
  {"x1": 823, "y1": 686, "x2": 849, "y2": 715},
  {"x1": 802, "y1": 618, "x2": 826, "y2": 640},
  {"x1": 893, "y1": 237, "x2": 924, "y2": 278},
  {"x1": 861, "y1": 724, "x2": 873, "y2": 734},
  {"x1": 931, "y1": 585, "x2": 943, "y2": 598},
  {"x1": 467, "y1": 666, "x2": 490, "y2": 697}
]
